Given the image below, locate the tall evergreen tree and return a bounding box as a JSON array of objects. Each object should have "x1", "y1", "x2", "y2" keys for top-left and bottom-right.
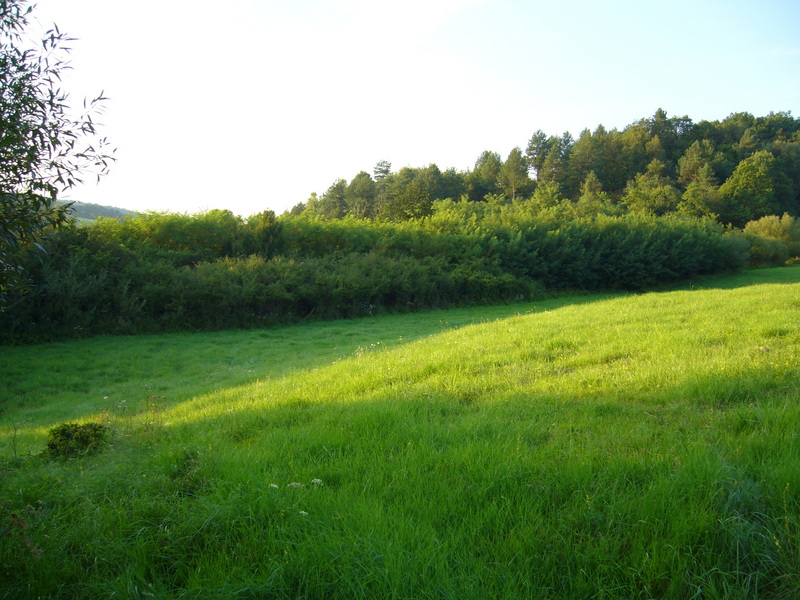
[
  {"x1": 565, "y1": 129, "x2": 595, "y2": 198},
  {"x1": 677, "y1": 140, "x2": 716, "y2": 186},
  {"x1": 525, "y1": 130, "x2": 550, "y2": 178},
  {"x1": 528, "y1": 180, "x2": 563, "y2": 213},
  {"x1": 573, "y1": 171, "x2": 620, "y2": 217},
  {"x1": 538, "y1": 143, "x2": 566, "y2": 188},
  {"x1": 618, "y1": 122, "x2": 652, "y2": 185},
  {"x1": 737, "y1": 128, "x2": 760, "y2": 159},
  {"x1": 373, "y1": 160, "x2": 392, "y2": 182},
  {"x1": 372, "y1": 160, "x2": 392, "y2": 216},
  {"x1": 678, "y1": 164, "x2": 721, "y2": 218},
  {"x1": 317, "y1": 179, "x2": 348, "y2": 219}
]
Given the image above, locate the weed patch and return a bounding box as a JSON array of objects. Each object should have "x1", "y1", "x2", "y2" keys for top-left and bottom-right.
[{"x1": 43, "y1": 422, "x2": 108, "y2": 459}]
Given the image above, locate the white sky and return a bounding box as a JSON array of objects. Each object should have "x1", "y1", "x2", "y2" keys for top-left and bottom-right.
[{"x1": 29, "y1": 0, "x2": 800, "y2": 216}]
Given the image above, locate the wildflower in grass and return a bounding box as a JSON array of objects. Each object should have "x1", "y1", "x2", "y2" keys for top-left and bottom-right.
[
  {"x1": 299, "y1": 511, "x2": 308, "y2": 516},
  {"x1": 268, "y1": 483, "x2": 279, "y2": 489},
  {"x1": 287, "y1": 482, "x2": 304, "y2": 488},
  {"x1": 311, "y1": 478, "x2": 323, "y2": 486}
]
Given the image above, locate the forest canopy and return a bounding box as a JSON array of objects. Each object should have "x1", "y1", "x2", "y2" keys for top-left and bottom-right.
[{"x1": 298, "y1": 109, "x2": 800, "y2": 228}]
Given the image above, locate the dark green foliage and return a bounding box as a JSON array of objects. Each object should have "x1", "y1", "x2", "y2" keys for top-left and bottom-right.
[
  {"x1": 0, "y1": 205, "x2": 752, "y2": 343},
  {"x1": 377, "y1": 167, "x2": 438, "y2": 221},
  {"x1": 44, "y1": 422, "x2": 108, "y2": 458},
  {"x1": 239, "y1": 211, "x2": 282, "y2": 257},
  {"x1": 315, "y1": 179, "x2": 348, "y2": 220},
  {"x1": 345, "y1": 171, "x2": 377, "y2": 219},
  {"x1": 468, "y1": 151, "x2": 503, "y2": 202}
]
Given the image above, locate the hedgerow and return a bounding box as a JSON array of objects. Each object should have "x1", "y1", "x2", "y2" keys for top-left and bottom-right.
[{"x1": 0, "y1": 209, "x2": 752, "y2": 343}]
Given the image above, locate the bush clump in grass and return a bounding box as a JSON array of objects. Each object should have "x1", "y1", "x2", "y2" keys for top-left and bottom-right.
[{"x1": 43, "y1": 422, "x2": 108, "y2": 459}]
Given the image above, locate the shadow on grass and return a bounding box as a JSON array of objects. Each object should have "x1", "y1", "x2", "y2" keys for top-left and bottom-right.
[
  {"x1": 668, "y1": 264, "x2": 800, "y2": 291},
  {"x1": 1, "y1": 264, "x2": 798, "y2": 448},
  {"x1": 2, "y1": 310, "x2": 798, "y2": 600}
]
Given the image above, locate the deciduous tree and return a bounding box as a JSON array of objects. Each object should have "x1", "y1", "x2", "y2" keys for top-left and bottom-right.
[
  {"x1": 0, "y1": 0, "x2": 113, "y2": 305},
  {"x1": 498, "y1": 147, "x2": 531, "y2": 200},
  {"x1": 378, "y1": 167, "x2": 433, "y2": 221},
  {"x1": 468, "y1": 150, "x2": 502, "y2": 201},
  {"x1": 345, "y1": 171, "x2": 376, "y2": 219},
  {"x1": 718, "y1": 150, "x2": 795, "y2": 226},
  {"x1": 622, "y1": 159, "x2": 681, "y2": 215}
]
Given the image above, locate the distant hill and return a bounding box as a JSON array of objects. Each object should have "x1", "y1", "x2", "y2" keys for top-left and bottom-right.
[{"x1": 59, "y1": 200, "x2": 138, "y2": 223}]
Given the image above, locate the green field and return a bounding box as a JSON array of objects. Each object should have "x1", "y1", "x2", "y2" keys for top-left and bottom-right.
[{"x1": 1, "y1": 267, "x2": 799, "y2": 599}]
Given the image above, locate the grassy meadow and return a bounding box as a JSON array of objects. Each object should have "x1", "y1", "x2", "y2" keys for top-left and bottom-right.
[{"x1": 1, "y1": 266, "x2": 799, "y2": 599}]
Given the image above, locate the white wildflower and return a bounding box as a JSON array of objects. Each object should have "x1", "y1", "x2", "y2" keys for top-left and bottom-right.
[
  {"x1": 299, "y1": 511, "x2": 308, "y2": 516},
  {"x1": 287, "y1": 482, "x2": 304, "y2": 489},
  {"x1": 311, "y1": 479, "x2": 323, "y2": 486},
  {"x1": 268, "y1": 483, "x2": 279, "y2": 490}
]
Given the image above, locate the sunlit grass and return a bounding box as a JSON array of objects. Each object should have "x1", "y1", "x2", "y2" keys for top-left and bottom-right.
[{"x1": 1, "y1": 266, "x2": 799, "y2": 599}]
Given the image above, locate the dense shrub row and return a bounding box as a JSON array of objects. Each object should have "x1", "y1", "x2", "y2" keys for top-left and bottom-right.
[
  {"x1": 2, "y1": 243, "x2": 533, "y2": 342},
  {"x1": 0, "y1": 207, "x2": 756, "y2": 343}
]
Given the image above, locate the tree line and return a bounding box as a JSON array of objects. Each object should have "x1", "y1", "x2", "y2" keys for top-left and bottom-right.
[
  {"x1": 298, "y1": 109, "x2": 800, "y2": 228},
  {"x1": 3, "y1": 196, "x2": 798, "y2": 343}
]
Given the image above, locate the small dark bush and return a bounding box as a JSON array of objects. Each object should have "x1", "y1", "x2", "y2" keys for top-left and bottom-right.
[{"x1": 44, "y1": 422, "x2": 108, "y2": 458}]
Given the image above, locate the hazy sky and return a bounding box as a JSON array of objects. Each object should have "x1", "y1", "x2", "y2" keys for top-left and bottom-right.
[{"x1": 30, "y1": 0, "x2": 800, "y2": 216}]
